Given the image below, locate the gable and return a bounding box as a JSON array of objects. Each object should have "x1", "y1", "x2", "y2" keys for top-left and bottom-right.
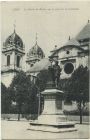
[{"x1": 50, "y1": 45, "x2": 85, "y2": 59}]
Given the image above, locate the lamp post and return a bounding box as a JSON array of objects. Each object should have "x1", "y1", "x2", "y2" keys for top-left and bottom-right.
[{"x1": 37, "y1": 87, "x2": 41, "y2": 121}]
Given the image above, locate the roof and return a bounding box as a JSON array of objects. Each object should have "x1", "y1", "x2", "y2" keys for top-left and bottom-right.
[
  {"x1": 76, "y1": 22, "x2": 90, "y2": 40},
  {"x1": 28, "y1": 58, "x2": 51, "y2": 73},
  {"x1": 64, "y1": 38, "x2": 80, "y2": 46},
  {"x1": 50, "y1": 41, "x2": 84, "y2": 58},
  {"x1": 4, "y1": 30, "x2": 23, "y2": 48},
  {"x1": 27, "y1": 42, "x2": 45, "y2": 60}
]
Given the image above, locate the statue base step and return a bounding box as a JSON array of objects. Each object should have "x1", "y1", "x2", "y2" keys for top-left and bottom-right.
[
  {"x1": 28, "y1": 114, "x2": 77, "y2": 133},
  {"x1": 28, "y1": 122, "x2": 77, "y2": 133}
]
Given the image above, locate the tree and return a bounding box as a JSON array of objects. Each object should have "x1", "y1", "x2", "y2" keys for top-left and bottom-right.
[
  {"x1": 35, "y1": 70, "x2": 51, "y2": 92},
  {"x1": 9, "y1": 71, "x2": 32, "y2": 120},
  {"x1": 64, "y1": 66, "x2": 89, "y2": 124},
  {"x1": 1, "y1": 83, "x2": 11, "y2": 114},
  {"x1": 35, "y1": 70, "x2": 51, "y2": 115}
]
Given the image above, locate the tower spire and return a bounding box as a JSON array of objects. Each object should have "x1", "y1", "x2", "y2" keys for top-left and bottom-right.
[
  {"x1": 88, "y1": 19, "x2": 90, "y2": 23},
  {"x1": 36, "y1": 32, "x2": 38, "y2": 44},
  {"x1": 69, "y1": 36, "x2": 70, "y2": 40},
  {"x1": 13, "y1": 20, "x2": 16, "y2": 33}
]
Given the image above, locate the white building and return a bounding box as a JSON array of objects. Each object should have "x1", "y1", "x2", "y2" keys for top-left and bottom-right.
[
  {"x1": 1, "y1": 21, "x2": 89, "y2": 88},
  {"x1": 50, "y1": 22, "x2": 89, "y2": 79},
  {"x1": 1, "y1": 29, "x2": 25, "y2": 87},
  {"x1": 1, "y1": 21, "x2": 89, "y2": 111},
  {"x1": 26, "y1": 21, "x2": 89, "y2": 82}
]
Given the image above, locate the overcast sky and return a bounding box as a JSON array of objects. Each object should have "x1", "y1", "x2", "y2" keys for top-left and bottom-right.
[{"x1": 1, "y1": 1, "x2": 90, "y2": 69}]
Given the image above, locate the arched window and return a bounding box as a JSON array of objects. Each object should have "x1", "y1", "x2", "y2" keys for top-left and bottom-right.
[
  {"x1": 17, "y1": 56, "x2": 20, "y2": 67},
  {"x1": 31, "y1": 63, "x2": 33, "y2": 67},
  {"x1": 7, "y1": 55, "x2": 10, "y2": 66}
]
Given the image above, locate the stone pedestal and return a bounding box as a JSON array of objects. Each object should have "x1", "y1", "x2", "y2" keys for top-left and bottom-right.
[{"x1": 29, "y1": 87, "x2": 77, "y2": 132}]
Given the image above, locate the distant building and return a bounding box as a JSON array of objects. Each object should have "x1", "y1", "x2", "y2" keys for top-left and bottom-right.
[
  {"x1": 1, "y1": 21, "x2": 89, "y2": 87},
  {"x1": 26, "y1": 34, "x2": 45, "y2": 82},
  {"x1": 26, "y1": 21, "x2": 89, "y2": 112},
  {"x1": 1, "y1": 29, "x2": 25, "y2": 87},
  {"x1": 50, "y1": 21, "x2": 89, "y2": 79},
  {"x1": 26, "y1": 21, "x2": 89, "y2": 82},
  {"x1": 27, "y1": 58, "x2": 51, "y2": 82},
  {"x1": 26, "y1": 34, "x2": 45, "y2": 70}
]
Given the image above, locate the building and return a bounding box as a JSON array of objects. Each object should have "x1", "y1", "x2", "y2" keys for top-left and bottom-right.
[
  {"x1": 50, "y1": 21, "x2": 89, "y2": 79},
  {"x1": 1, "y1": 29, "x2": 25, "y2": 87},
  {"x1": 26, "y1": 34, "x2": 45, "y2": 69},
  {"x1": 1, "y1": 21, "x2": 89, "y2": 88},
  {"x1": 26, "y1": 21, "x2": 89, "y2": 111},
  {"x1": 27, "y1": 58, "x2": 51, "y2": 82},
  {"x1": 26, "y1": 34, "x2": 45, "y2": 82},
  {"x1": 1, "y1": 21, "x2": 89, "y2": 112},
  {"x1": 26, "y1": 21, "x2": 89, "y2": 82}
]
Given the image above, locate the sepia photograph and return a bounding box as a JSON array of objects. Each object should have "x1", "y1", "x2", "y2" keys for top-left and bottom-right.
[{"x1": 1, "y1": 1, "x2": 90, "y2": 139}]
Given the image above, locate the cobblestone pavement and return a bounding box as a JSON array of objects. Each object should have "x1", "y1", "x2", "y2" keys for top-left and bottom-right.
[{"x1": 1, "y1": 120, "x2": 90, "y2": 139}]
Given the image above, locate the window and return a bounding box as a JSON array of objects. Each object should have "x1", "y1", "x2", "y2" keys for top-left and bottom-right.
[
  {"x1": 17, "y1": 56, "x2": 20, "y2": 67},
  {"x1": 31, "y1": 64, "x2": 33, "y2": 67},
  {"x1": 64, "y1": 62, "x2": 74, "y2": 74},
  {"x1": 7, "y1": 55, "x2": 10, "y2": 66},
  {"x1": 66, "y1": 50, "x2": 70, "y2": 54}
]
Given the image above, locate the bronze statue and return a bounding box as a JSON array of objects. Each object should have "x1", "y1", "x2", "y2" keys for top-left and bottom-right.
[
  {"x1": 53, "y1": 61, "x2": 61, "y2": 87},
  {"x1": 48, "y1": 60, "x2": 61, "y2": 88}
]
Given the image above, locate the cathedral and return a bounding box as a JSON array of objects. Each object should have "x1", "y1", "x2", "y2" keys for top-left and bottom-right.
[
  {"x1": 26, "y1": 21, "x2": 89, "y2": 81},
  {"x1": 1, "y1": 21, "x2": 89, "y2": 87}
]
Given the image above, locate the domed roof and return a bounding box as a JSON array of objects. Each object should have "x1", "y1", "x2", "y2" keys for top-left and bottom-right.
[
  {"x1": 64, "y1": 38, "x2": 80, "y2": 46},
  {"x1": 4, "y1": 30, "x2": 23, "y2": 48},
  {"x1": 27, "y1": 39, "x2": 45, "y2": 60},
  {"x1": 76, "y1": 21, "x2": 90, "y2": 40}
]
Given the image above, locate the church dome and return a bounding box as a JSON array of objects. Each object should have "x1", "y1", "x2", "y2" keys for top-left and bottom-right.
[
  {"x1": 4, "y1": 30, "x2": 23, "y2": 48},
  {"x1": 27, "y1": 34, "x2": 45, "y2": 61},
  {"x1": 28, "y1": 42, "x2": 45, "y2": 58}
]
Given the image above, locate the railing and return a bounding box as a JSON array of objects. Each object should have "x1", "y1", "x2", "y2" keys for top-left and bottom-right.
[
  {"x1": 2, "y1": 45, "x2": 25, "y2": 53},
  {"x1": 1, "y1": 64, "x2": 22, "y2": 72}
]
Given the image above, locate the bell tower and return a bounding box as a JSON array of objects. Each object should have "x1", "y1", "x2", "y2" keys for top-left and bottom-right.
[
  {"x1": 1, "y1": 28, "x2": 25, "y2": 87},
  {"x1": 26, "y1": 33, "x2": 45, "y2": 69}
]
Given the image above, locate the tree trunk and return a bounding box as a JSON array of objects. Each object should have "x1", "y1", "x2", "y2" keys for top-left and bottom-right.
[
  {"x1": 79, "y1": 101, "x2": 82, "y2": 124},
  {"x1": 18, "y1": 104, "x2": 21, "y2": 121},
  {"x1": 18, "y1": 113, "x2": 20, "y2": 121}
]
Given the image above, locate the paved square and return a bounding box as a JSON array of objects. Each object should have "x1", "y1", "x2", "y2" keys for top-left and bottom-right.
[{"x1": 1, "y1": 120, "x2": 90, "y2": 139}]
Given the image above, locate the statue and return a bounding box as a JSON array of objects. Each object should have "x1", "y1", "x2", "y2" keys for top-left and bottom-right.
[
  {"x1": 48, "y1": 60, "x2": 61, "y2": 88},
  {"x1": 53, "y1": 61, "x2": 61, "y2": 87}
]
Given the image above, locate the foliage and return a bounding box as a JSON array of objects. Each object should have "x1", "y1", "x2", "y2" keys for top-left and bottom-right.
[
  {"x1": 9, "y1": 71, "x2": 38, "y2": 120},
  {"x1": 63, "y1": 109, "x2": 89, "y2": 116},
  {"x1": 64, "y1": 66, "x2": 89, "y2": 103},
  {"x1": 1, "y1": 83, "x2": 11, "y2": 113},
  {"x1": 63, "y1": 66, "x2": 89, "y2": 123},
  {"x1": 35, "y1": 70, "x2": 51, "y2": 91}
]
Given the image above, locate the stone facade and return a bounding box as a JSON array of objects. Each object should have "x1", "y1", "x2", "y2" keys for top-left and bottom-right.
[
  {"x1": 1, "y1": 29, "x2": 25, "y2": 87},
  {"x1": 1, "y1": 22, "x2": 89, "y2": 88},
  {"x1": 50, "y1": 22, "x2": 89, "y2": 78},
  {"x1": 26, "y1": 34, "x2": 45, "y2": 70}
]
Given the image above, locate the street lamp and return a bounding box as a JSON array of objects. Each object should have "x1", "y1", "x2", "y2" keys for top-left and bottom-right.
[{"x1": 37, "y1": 87, "x2": 41, "y2": 121}]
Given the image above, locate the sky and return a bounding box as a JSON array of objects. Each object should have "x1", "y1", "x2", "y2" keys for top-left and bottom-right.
[{"x1": 1, "y1": 1, "x2": 90, "y2": 69}]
